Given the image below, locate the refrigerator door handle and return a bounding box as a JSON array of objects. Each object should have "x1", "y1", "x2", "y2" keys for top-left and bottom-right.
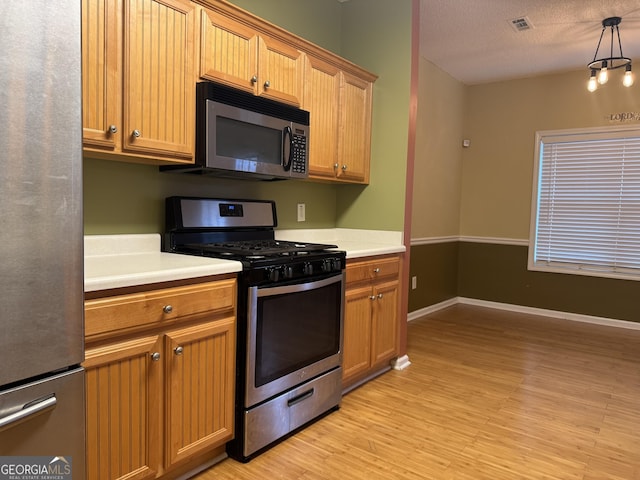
[{"x1": 0, "y1": 394, "x2": 57, "y2": 433}]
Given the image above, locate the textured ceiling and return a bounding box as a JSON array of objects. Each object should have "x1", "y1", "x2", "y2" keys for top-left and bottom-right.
[{"x1": 420, "y1": 0, "x2": 640, "y2": 85}]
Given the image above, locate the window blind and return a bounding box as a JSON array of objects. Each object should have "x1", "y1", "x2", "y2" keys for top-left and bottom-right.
[{"x1": 530, "y1": 127, "x2": 640, "y2": 279}]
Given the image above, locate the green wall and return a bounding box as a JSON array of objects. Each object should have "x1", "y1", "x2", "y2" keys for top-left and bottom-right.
[
  {"x1": 226, "y1": 0, "x2": 343, "y2": 55},
  {"x1": 84, "y1": 0, "x2": 411, "y2": 235},
  {"x1": 335, "y1": 0, "x2": 410, "y2": 231},
  {"x1": 83, "y1": 158, "x2": 337, "y2": 233}
]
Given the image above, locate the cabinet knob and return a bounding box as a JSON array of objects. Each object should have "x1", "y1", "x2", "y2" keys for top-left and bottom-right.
[
  {"x1": 264, "y1": 80, "x2": 270, "y2": 88},
  {"x1": 334, "y1": 163, "x2": 339, "y2": 169},
  {"x1": 342, "y1": 164, "x2": 348, "y2": 171},
  {"x1": 377, "y1": 293, "x2": 384, "y2": 299},
  {"x1": 373, "y1": 268, "x2": 380, "y2": 273},
  {"x1": 251, "y1": 75, "x2": 258, "y2": 84},
  {"x1": 174, "y1": 346, "x2": 184, "y2": 356},
  {"x1": 151, "y1": 352, "x2": 161, "y2": 361},
  {"x1": 163, "y1": 305, "x2": 173, "y2": 314},
  {"x1": 369, "y1": 295, "x2": 376, "y2": 300},
  {"x1": 132, "y1": 129, "x2": 141, "y2": 138},
  {"x1": 108, "y1": 125, "x2": 118, "y2": 134}
]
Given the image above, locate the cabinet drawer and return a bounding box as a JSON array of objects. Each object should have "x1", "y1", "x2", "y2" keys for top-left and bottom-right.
[
  {"x1": 85, "y1": 279, "x2": 236, "y2": 338},
  {"x1": 346, "y1": 256, "x2": 400, "y2": 284}
]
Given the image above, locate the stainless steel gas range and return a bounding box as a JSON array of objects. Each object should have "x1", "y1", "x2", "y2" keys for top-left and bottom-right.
[{"x1": 164, "y1": 196, "x2": 344, "y2": 462}]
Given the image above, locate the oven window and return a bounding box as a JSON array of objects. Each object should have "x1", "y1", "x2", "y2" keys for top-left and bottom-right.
[
  {"x1": 216, "y1": 116, "x2": 282, "y2": 166},
  {"x1": 255, "y1": 279, "x2": 341, "y2": 387}
]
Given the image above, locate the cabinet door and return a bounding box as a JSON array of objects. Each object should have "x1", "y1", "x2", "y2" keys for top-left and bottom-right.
[
  {"x1": 304, "y1": 55, "x2": 340, "y2": 180},
  {"x1": 124, "y1": 0, "x2": 195, "y2": 159},
  {"x1": 199, "y1": 7, "x2": 258, "y2": 93},
  {"x1": 82, "y1": 0, "x2": 121, "y2": 150},
  {"x1": 337, "y1": 72, "x2": 373, "y2": 183},
  {"x1": 257, "y1": 35, "x2": 303, "y2": 106},
  {"x1": 342, "y1": 285, "x2": 373, "y2": 384},
  {"x1": 84, "y1": 335, "x2": 163, "y2": 480},
  {"x1": 164, "y1": 317, "x2": 236, "y2": 469},
  {"x1": 371, "y1": 279, "x2": 399, "y2": 367}
]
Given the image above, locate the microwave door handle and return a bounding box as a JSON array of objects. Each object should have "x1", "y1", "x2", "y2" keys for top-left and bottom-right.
[{"x1": 282, "y1": 125, "x2": 293, "y2": 171}]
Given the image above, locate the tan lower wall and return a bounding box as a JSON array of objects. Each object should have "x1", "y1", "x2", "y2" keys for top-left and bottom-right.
[
  {"x1": 408, "y1": 242, "x2": 458, "y2": 312},
  {"x1": 410, "y1": 241, "x2": 640, "y2": 323}
]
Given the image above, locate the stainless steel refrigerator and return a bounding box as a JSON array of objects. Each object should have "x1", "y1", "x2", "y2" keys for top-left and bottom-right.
[{"x1": 0, "y1": 1, "x2": 85, "y2": 477}]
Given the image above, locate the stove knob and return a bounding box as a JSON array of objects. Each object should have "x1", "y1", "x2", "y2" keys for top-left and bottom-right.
[
  {"x1": 321, "y1": 259, "x2": 333, "y2": 272},
  {"x1": 303, "y1": 262, "x2": 313, "y2": 276},
  {"x1": 334, "y1": 258, "x2": 342, "y2": 270},
  {"x1": 268, "y1": 267, "x2": 280, "y2": 282},
  {"x1": 282, "y1": 265, "x2": 294, "y2": 279}
]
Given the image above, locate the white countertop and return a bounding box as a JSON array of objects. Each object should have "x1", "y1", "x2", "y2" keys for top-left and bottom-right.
[
  {"x1": 85, "y1": 230, "x2": 405, "y2": 292},
  {"x1": 275, "y1": 228, "x2": 406, "y2": 258},
  {"x1": 84, "y1": 234, "x2": 242, "y2": 292}
]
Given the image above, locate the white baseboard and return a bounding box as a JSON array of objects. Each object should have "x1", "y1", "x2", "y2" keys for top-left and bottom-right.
[
  {"x1": 408, "y1": 297, "x2": 640, "y2": 331},
  {"x1": 407, "y1": 298, "x2": 457, "y2": 322}
]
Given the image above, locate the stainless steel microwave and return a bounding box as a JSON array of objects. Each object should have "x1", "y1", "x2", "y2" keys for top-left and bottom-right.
[{"x1": 162, "y1": 82, "x2": 310, "y2": 181}]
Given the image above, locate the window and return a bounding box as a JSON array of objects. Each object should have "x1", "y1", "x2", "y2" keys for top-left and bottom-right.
[{"x1": 529, "y1": 125, "x2": 640, "y2": 280}]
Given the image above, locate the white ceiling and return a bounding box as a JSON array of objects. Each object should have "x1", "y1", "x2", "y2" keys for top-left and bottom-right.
[{"x1": 420, "y1": 0, "x2": 640, "y2": 85}]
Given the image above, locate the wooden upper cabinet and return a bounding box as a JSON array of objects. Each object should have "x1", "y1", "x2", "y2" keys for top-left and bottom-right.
[
  {"x1": 124, "y1": 0, "x2": 195, "y2": 158},
  {"x1": 81, "y1": 0, "x2": 196, "y2": 164},
  {"x1": 199, "y1": 8, "x2": 258, "y2": 94},
  {"x1": 82, "y1": 0, "x2": 121, "y2": 151},
  {"x1": 303, "y1": 59, "x2": 374, "y2": 184},
  {"x1": 256, "y1": 35, "x2": 303, "y2": 105},
  {"x1": 199, "y1": 7, "x2": 303, "y2": 106},
  {"x1": 337, "y1": 72, "x2": 373, "y2": 184},
  {"x1": 303, "y1": 55, "x2": 340, "y2": 180}
]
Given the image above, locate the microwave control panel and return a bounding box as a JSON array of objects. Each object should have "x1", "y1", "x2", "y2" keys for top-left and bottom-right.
[{"x1": 291, "y1": 133, "x2": 307, "y2": 174}]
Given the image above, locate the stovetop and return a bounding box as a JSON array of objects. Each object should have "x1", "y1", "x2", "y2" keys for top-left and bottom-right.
[
  {"x1": 164, "y1": 196, "x2": 344, "y2": 272},
  {"x1": 182, "y1": 239, "x2": 338, "y2": 257}
]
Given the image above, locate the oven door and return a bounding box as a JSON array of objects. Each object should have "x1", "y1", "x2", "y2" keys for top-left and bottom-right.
[{"x1": 245, "y1": 273, "x2": 344, "y2": 407}]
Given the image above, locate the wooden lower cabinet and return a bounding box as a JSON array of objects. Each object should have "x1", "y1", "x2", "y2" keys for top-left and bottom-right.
[
  {"x1": 84, "y1": 279, "x2": 236, "y2": 480},
  {"x1": 164, "y1": 319, "x2": 235, "y2": 468},
  {"x1": 85, "y1": 335, "x2": 163, "y2": 480},
  {"x1": 342, "y1": 255, "x2": 400, "y2": 389}
]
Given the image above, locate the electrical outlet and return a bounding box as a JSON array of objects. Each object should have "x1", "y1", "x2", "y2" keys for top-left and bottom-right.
[
  {"x1": 297, "y1": 203, "x2": 306, "y2": 222},
  {"x1": 411, "y1": 276, "x2": 417, "y2": 290}
]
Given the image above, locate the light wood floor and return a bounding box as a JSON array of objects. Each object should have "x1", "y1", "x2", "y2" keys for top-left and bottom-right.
[{"x1": 194, "y1": 304, "x2": 640, "y2": 479}]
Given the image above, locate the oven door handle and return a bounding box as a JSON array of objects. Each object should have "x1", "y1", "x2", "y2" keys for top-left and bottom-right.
[
  {"x1": 256, "y1": 273, "x2": 343, "y2": 298},
  {"x1": 287, "y1": 388, "x2": 314, "y2": 408}
]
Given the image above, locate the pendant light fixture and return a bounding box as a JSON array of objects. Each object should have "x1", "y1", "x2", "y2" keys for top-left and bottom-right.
[{"x1": 587, "y1": 16, "x2": 633, "y2": 92}]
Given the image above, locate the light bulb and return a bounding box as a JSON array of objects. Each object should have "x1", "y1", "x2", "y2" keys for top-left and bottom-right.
[
  {"x1": 623, "y1": 65, "x2": 634, "y2": 87},
  {"x1": 587, "y1": 69, "x2": 598, "y2": 92},
  {"x1": 598, "y1": 62, "x2": 609, "y2": 85}
]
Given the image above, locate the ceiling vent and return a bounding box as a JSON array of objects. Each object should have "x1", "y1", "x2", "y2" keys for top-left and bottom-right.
[{"x1": 510, "y1": 16, "x2": 534, "y2": 32}]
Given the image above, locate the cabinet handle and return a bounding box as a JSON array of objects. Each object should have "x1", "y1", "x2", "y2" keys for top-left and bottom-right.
[
  {"x1": 163, "y1": 305, "x2": 173, "y2": 314},
  {"x1": 108, "y1": 125, "x2": 118, "y2": 134},
  {"x1": 377, "y1": 293, "x2": 384, "y2": 299},
  {"x1": 174, "y1": 346, "x2": 184, "y2": 356},
  {"x1": 151, "y1": 352, "x2": 161, "y2": 361},
  {"x1": 342, "y1": 164, "x2": 348, "y2": 171},
  {"x1": 264, "y1": 80, "x2": 270, "y2": 88},
  {"x1": 333, "y1": 163, "x2": 339, "y2": 169},
  {"x1": 251, "y1": 75, "x2": 258, "y2": 84},
  {"x1": 373, "y1": 268, "x2": 380, "y2": 273},
  {"x1": 369, "y1": 295, "x2": 376, "y2": 300},
  {"x1": 132, "y1": 129, "x2": 141, "y2": 138}
]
